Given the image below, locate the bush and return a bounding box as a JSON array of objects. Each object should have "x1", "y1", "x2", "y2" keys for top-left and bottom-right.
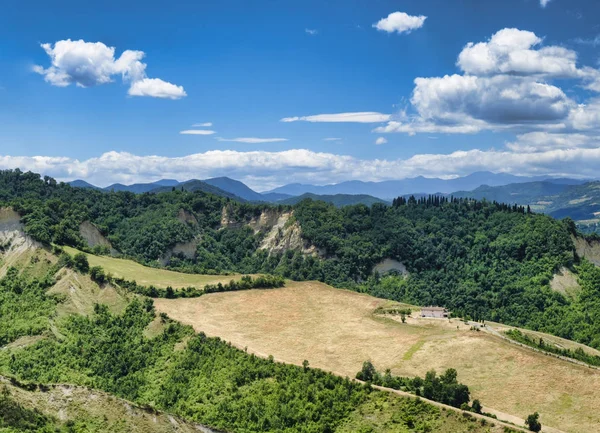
[
  {"x1": 72, "y1": 253, "x2": 89, "y2": 273},
  {"x1": 89, "y1": 266, "x2": 106, "y2": 284},
  {"x1": 525, "y1": 412, "x2": 542, "y2": 432}
]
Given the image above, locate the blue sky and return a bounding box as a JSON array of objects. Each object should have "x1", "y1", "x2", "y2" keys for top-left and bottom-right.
[{"x1": 1, "y1": 0, "x2": 600, "y2": 189}]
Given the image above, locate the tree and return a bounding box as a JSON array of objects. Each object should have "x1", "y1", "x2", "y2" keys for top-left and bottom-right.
[
  {"x1": 356, "y1": 361, "x2": 377, "y2": 382},
  {"x1": 72, "y1": 253, "x2": 89, "y2": 273},
  {"x1": 89, "y1": 266, "x2": 106, "y2": 284},
  {"x1": 525, "y1": 412, "x2": 542, "y2": 432},
  {"x1": 302, "y1": 360, "x2": 309, "y2": 371},
  {"x1": 471, "y1": 399, "x2": 482, "y2": 414}
]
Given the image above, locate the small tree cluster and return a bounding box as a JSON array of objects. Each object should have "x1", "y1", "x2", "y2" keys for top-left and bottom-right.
[{"x1": 356, "y1": 363, "x2": 471, "y2": 409}]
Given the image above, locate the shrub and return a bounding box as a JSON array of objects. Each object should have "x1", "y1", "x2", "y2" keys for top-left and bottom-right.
[
  {"x1": 72, "y1": 253, "x2": 89, "y2": 273},
  {"x1": 525, "y1": 412, "x2": 542, "y2": 432}
]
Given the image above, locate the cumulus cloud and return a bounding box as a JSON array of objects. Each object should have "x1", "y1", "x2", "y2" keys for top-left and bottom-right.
[
  {"x1": 324, "y1": 137, "x2": 342, "y2": 141},
  {"x1": 375, "y1": 137, "x2": 388, "y2": 145},
  {"x1": 540, "y1": 0, "x2": 551, "y2": 7},
  {"x1": 180, "y1": 130, "x2": 216, "y2": 135},
  {"x1": 3, "y1": 148, "x2": 599, "y2": 191},
  {"x1": 193, "y1": 122, "x2": 213, "y2": 127},
  {"x1": 411, "y1": 74, "x2": 572, "y2": 126},
  {"x1": 567, "y1": 99, "x2": 600, "y2": 130},
  {"x1": 34, "y1": 39, "x2": 186, "y2": 99},
  {"x1": 128, "y1": 78, "x2": 186, "y2": 99},
  {"x1": 281, "y1": 112, "x2": 391, "y2": 123},
  {"x1": 373, "y1": 12, "x2": 426, "y2": 34},
  {"x1": 305, "y1": 29, "x2": 318, "y2": 35},
  {"x1": 375, "y1": 28, "x2": 600, "y2": 136},
  {"x1": 457, "y1": 28, "x2": 580, "y2": 77},
  {"x1": 216, "y1": 137, "x2": 288, "y2": 143}
]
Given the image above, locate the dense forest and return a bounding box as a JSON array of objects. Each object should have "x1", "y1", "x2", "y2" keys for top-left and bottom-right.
[{"x1": 2, "y1": 169, "x2": 600, "y2": 350}]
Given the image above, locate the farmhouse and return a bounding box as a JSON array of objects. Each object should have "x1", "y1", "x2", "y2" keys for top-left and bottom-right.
[{"x1": 421, "y1": 306, "x2": 449, "y2": 318}]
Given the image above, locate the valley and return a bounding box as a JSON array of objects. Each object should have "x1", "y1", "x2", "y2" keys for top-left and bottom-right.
[
  {"x1": 0, "y1": 230, "x2": 522, "y2": 433},
  {"x1": 2, "y1": 170, "x2": 600, "y2": 432},
  {"x1": 7, "y1": 2, "x2": 600, "y2": 432}
]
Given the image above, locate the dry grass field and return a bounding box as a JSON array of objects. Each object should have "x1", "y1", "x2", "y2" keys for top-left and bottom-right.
[
  {"x1": 155, "y1": 281, "x2": 600, "y2": 433},
  {"x1": 62, "y1": 246, "x2": 249, "y2": 289}
]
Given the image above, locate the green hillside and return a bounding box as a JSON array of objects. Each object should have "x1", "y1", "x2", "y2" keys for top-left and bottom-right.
[
  {"x1": 149, "y1": 179, "x2": 245, "y2": 200},
  {"x1": 2, "y1": 169, "x2": 600, "y2": 351},
  {"x1": 455, "y1": 181, "x2": 600, "y2": 232},
  {"x1": 0, "y1": 239, "x2": 513, "y2": 433},
  {"x1": 278, "y1": 192, "x2": 389, "y2": 207}
]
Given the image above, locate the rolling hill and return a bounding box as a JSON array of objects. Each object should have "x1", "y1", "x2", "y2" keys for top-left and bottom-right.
[
  {"x1": 70, "y1": 176, "x2": 264, "y2": 202},
  {"x1": 203, "y1": 176, "x2": 266, "y2": 201},
  {"x1": 278, "y1": 192, "x2": 389, "y2": 207},
  {"x1": 148, "y1": 179, "x2": 244, "y2": 200},
  {"x1": 454, "y1": 181, "x2": 600, "y2": 231},
  {"x1": 105, "y1": 179, "x2": 180, "y2": 193},
  {"x1": 0, "y1": 223, "x2": 520, "y2": 433}
]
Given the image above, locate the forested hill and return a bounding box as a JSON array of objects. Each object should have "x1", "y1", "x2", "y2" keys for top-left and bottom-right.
[
  {"x1": 278, "y1": 192, "x2": 388, "y2": 207},
  {"x1": 2, "y1": 169, "x2": 600, "y2": 350}
]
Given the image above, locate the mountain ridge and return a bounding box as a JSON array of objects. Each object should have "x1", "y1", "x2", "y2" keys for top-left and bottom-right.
[{"x1": 263, "y1": 171, "x2": 590, "y2": 199}]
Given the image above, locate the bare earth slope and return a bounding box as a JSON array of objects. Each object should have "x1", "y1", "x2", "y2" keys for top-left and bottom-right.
[
  {"x1": 1, "y1": 377, "x2": 218, "y2": 433},
  {"x1": 155, "y1": 282, "x2": 600, "y2": 433}
]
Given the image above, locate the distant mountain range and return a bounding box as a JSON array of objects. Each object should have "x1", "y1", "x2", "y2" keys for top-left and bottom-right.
[
  {"x1": 455, "y1": 181, "x2": 600, "y2": 225},
  {"x1": 71, "y1": 171, "x2": 590, "y2": 202},
  {"x1": 68, "y1": 172, "x2": 600, "y2": 227},
  {"x1": 262, "y1": 172, "x2": 588, "y2": 199}
]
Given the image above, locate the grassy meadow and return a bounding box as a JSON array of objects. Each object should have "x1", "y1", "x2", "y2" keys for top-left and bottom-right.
[
  {"x1": 62, "y1": 246, "x2": 252, "y2": 289},
  {"x1": 154, "y1": 281, "x2": 600, "y2": 433}
]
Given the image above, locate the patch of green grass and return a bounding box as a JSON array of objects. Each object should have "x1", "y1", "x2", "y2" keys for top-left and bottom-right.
[
  {"x1": 62, "y1": 246, "x2": 251, "y2": 289},
  {"x1": 403, "y1": 340, "x2": 425, "y2": 361}
]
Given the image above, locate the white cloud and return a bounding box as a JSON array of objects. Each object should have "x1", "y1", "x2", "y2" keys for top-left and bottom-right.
[
  {"x1": 34, "y1": 39, "x2": 186, "y2": 99},
  {"x1": 540, "y1": 0, "x2": 551, "y2": 7},
  {"x1": 506, "y1": 132, "x2": 598, "y2": 152},
  {"x1": 375, "y1": 137, "x2": 388, "y2": 145},
  {"x1": 324, "y1": 137, "x2": 342, "y2": 141},
  {"x1": 305, "y1": 29, "x2": 318, "y2": 35},
  {"x1": 567, "y1": 99, "x2": 600, "y2": 130},
  {"x1": 128, "y1": 78, "x2": 186, "y2": 99},
  {"x1": 180, "y1": 130, "x2": 216, "y2": 135},
  {"x1": 457, "y1": 28, "x2": 579, "y2": 78},
  {"x1": 573, "y1": 35, "x2": 600, "y2": 47},
  {"x1": 373, "y1": 12, "x2": 426, "y2": 34},
  {"x1": 281, "y1": 112, "x2": 391, "y2": 123},
  {"x1": 375, "y1": 28, "x2": 600, "y2": 136},
  {"x1": 374, "y1": 120, "x2": 484, "y2": 135},
  {"x1": 193, "y1": 122, "x2": 213, "y2": 127},
  {"x1": 378, "y1": 74, "x2": 573, "y2": 135},
  {"x1": 216, "y1": 137, "x2": 288, "y2": 143},
  {"x1": 3, "y1": 147, "x2": 600, "y2": 191}
]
